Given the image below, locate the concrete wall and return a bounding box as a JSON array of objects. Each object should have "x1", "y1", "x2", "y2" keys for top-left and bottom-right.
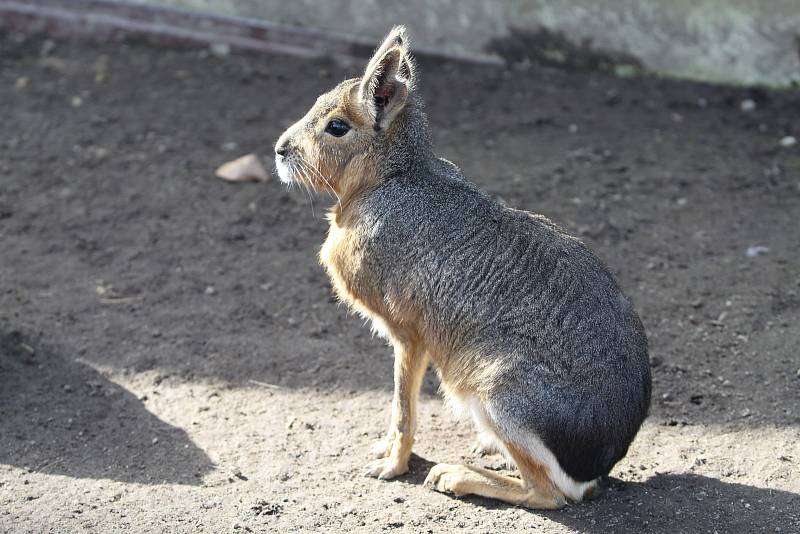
[{"x1": 118, "y1": 0, "x2": 800, "y2": 86}]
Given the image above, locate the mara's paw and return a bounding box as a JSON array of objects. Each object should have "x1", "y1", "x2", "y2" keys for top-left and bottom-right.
[
  {"x1": 369, "y1": 436, "x2": 393, "y2": 459},
  {"x1": 423, "y1": 463, "x2": 472, "y2": 496},
  {"x1": 363, "y1": 457, "x2": 408, "y2": 480}
]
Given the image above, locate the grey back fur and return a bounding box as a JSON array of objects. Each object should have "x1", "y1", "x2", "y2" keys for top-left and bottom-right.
[{"x1": 349, "y1": 99, "x2": 651, "y2": 482}]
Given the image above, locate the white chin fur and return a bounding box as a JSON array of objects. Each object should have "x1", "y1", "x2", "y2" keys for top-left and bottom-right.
[{"x1": 275, "y1": 157, "x2": 292, "y2": 184}]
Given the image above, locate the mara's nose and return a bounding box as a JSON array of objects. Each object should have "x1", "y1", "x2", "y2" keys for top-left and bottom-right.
[{"x1": 275, "y1": 144, "x2": 288, "y2": 157}]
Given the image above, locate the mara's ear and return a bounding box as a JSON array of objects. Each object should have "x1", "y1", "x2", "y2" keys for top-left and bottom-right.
[{"x1": 359, "y1": 26, "x2": 415, "y2": 131}]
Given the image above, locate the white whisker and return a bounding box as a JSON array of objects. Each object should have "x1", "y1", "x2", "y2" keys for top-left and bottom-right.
[{"x1": 297, "y1": 154, "x2": 342, "y2": 207}]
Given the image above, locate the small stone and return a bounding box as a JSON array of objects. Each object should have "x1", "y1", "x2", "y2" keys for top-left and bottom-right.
[
  {"x1": 152, "y1": 437, "x2": 159, "y2": 444},
  {"x1": 276, "y1": 465, "x2": 292, "y2": 481},
  {"x1": 221, "y1": 141, "x2": 238, "y2": 152},
  {"x1": 779, "y1": 136, "x2": 796, "y2": 148},
  {"x1": 210, "y1": 43, "x2": 231, "y2": 58},
  {"x1": 215, "y1": 154, "x2": 269, "y2": 182},
  {"x1": 15, "y1": 76, "x2": 29, "y2": 89},
  {"x1": 70, "y1": 96, "x2": 83, "y2": 108},
  {"x1": 90, "y1": 147, "x2": 109, "y2": 160},
  {"x1": 204, "y1": 286, "x2": 216, "y2": 295},
  {"x1": 40, "y1": 40, "x2": 56, "y2": 57},
  {"x1": 740, "y1": 99, "x2": 756, "y2": 112},
  {"x1": 613, "y1": 64, "x2": 636, "y2": 78},
  {"x1": 63, "y1": 384, "x2": 72, "y2": 392},
  {"x1": 746, "y1": 246, "x2": 769, "y2": 257},
  {"x1": 690, "y1": 298, "x2": 704, "y2": 308},
  {"x1": 568, "y1": 124, "x2": 578, "y2": 133}
]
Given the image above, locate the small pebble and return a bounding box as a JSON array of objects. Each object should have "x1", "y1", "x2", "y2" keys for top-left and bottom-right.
[
  {"x1": 740, "y1": 99, "x2": 756, "y2": 112},
  {"x1": 285, "y1": 416, "x2": 297, "y2": 430},
  {"x1": 779, "y1": 136, "x2": 796, "y2": 147},
  {"x1": 746, "y1": 246, "x2": 769, "y2": 257},
  {"x1": 210, "y1": 43, "x2": 231, "y2": 58},
  {"x1": 204, "y1": 286, "x2": 216, "y2": 295},
  {"x1": 568, "y1": 124, "x2": 578, "y2": 133},
  {"x1": 40, "y1": 40, "x2": 56, "y2": 57},
  {"x1": 216, "y1": 154, "x2": 269, "y2": 182},
  {"x1": 90, "y1": 147, "x2": 109, "y2": 160}
]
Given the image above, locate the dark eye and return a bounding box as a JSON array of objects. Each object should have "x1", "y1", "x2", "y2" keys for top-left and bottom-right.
[{"x1": 325, "y1": 119, "x2": 350, "y2": 137}]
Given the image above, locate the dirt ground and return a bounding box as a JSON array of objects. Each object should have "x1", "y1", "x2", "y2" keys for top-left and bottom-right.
[{"x1": 0, "y1": 30, "x2": 798, "y2": 534}]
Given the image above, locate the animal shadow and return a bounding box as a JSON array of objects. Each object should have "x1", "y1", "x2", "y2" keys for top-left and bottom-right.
[
  {"x1": 553, "y1": 473, "x2": 798, "y2": 533},
  {"x1": 403, "y1": 451, "x2": 798, "y2": 533},
  {"x1": 0, "y1": 328, "x2": 214, "y2": 485}
]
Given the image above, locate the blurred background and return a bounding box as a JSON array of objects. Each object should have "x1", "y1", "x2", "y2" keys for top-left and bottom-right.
[
  {"x1": 6, "y1": 0, "x2": 799, "y2": 85},
  {"x1": 1, "y1": 1, "x2": 798, "y2": 533}
]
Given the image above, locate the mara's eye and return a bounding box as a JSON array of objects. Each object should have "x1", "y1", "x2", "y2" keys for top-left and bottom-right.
[{"x1": 325, "y1": 119, "x2": 351, "y2": 137}]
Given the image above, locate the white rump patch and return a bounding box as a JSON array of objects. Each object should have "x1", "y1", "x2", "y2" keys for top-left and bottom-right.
[
  {"x1": 445, "y1": 391, "x2": 596, "y2": 502},
  {"x1": 484, "y1": 399, "x2": 596, "y2": 502}
]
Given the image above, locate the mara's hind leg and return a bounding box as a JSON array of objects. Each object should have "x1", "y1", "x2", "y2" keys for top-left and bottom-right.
[
  {"x1": 424, "y1": 461, "x2": 566, "y2": 510},
  {"x1": 424, "y1": 408, "x2": 569, "y2": 509}
]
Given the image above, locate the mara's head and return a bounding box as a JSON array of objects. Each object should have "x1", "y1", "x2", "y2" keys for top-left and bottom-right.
[{"x1": 274, "y1": 26, "x2": 429, "y2": 203}]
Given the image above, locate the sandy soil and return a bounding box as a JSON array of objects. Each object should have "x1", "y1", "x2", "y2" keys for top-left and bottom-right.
[{"x1": 0, "y1": 31, "x2": 798, "y2": 534}]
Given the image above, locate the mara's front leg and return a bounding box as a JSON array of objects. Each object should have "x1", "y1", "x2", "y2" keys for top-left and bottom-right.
[{"x1": 364, "y1": 337, "x2": 429, "y2": 480}]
